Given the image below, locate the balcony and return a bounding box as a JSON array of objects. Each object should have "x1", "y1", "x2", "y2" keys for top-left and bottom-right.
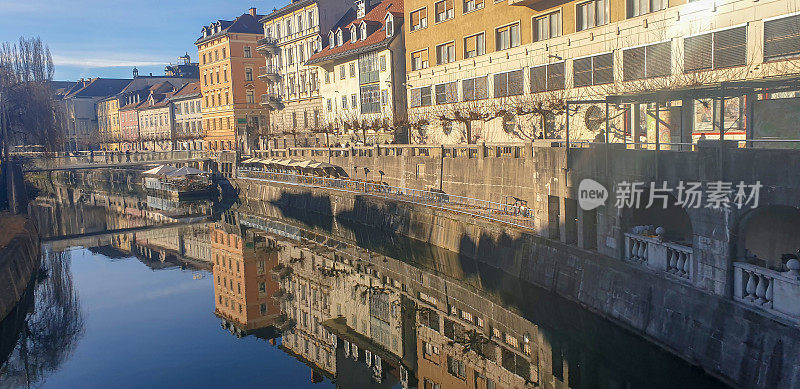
[
  {"x1": 256, "y1": 37, "x2": 279, "y2": 56},
  {"x1": 734, "y1": 261, "x2": 800, "y2": 321},
  {"x1": 258, "y1": 65, "x2": 281, "y2": 83},
  {"x1": 261, "y1": 93, "x2": 284, "y2": 110},
  {"x1": 624, "y1": 233, "x2": 693, "y2": 281}
]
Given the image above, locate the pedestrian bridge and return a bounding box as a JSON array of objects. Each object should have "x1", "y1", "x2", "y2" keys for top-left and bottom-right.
[{"x1": 18, "y1": 150, "x2": 212, "y2": 172}]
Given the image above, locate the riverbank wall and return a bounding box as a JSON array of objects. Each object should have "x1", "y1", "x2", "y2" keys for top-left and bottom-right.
[
  {"x1": 236, "y1": 178, "x2": 800, "y2": 388},
  {"x1": 0, "y1": 216, "x2": 40, "y2": 322}
]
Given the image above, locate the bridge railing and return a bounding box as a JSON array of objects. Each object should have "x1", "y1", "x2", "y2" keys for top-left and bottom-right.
[
  {"x1": 21, "y1": 150, "x2": 210, "y2": 169},
  {"x1": 237, "y1": 168, "x2": 535, "y2": 230}
]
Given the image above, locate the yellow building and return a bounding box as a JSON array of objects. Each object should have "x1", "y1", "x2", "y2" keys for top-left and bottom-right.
[
  {"x1": 97, "y1": 96, "x2": 122, "y2": 150},
  {"x1": 403, "y1": 0, "x2": 800, "y2": 144},
  {"x1": 196, "y1": 8, "x2": 270, "y2": 153}
]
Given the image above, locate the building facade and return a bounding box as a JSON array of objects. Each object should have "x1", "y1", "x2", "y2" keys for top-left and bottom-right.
[
  {"x1": 57, "y1": 78, "x2": 131, "y2": 151},
  {"x1": 170, "y1": 81, "x2": 204, "y2": 150},
  {"x1": 137, "y1": 82, "x2": 177, "y2": 151},
  {"x1": 97, "y1": 96, "x2": 122, "y2": 150},
  {"x1": 308, "y1": 0, "x2": 407, "y2": 146},
  {"x1": 196, "y1": 8, "x2": 270, "y2": 153},
  {"x1": 257, "y1": 0, "x2": 353, "y2": 148},
  {"x1": 402, "y1": 0, "x2": 800, "y2": 144}
]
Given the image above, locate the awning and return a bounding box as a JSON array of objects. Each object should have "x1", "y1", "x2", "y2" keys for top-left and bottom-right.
[
  {"x1": 142, "y1": 164, "x2": 177, "y2": 176},
  {"x1": 165, "y1": 166, "x2": 208, "y2": 177}
]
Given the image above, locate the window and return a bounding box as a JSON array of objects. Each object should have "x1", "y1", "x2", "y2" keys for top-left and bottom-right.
[
  {"x1": 410, "y1": 86, "x2": 432, "y2": 107},
  {"x1": 464, "y1": 33, "x2": 486, "y2": 58},
  {"x1": 530, "y1": 62, "x2": 565, "y2": 92},
  {"x1": 244, "y1": 46, "x2": 252, "y2": 58},
  {"x1": 493, "y1": 69, "x2": 524, "y2": 97},
  {"x1": 327, "y1": 98, "x2": 333, "y2": 111},
  {"x1": 462, "y1": 76, "x2": 488, "y2": 101},
  {"x1": 359, "y1": 52, "x2": 379, "y2": 83},
  {"x1": 765, "y1": 14, "x2": 800, "y2": 61},
  {"x1": 534, "y1": 11, "x2": 561, "y2": 41},
  {"x1": 410, "y1": 8, "x2": 428, "y2": 31},
  {"x1": 435, "y1": 81, "x2": 458, "y2": 104},
  {"x1": 361, "y1": 85, "x2": 381, "y2": 113},
  {"x1": 411, "y1": 49, "x2": 429, "y2": 71},
  {"x1": 436, "y1": 42, "x2": 455, "y2": 64},
  {"x1": 337, "y1": 29, "x2": 343, "y2": 46},
  {"x1": 463, "y1": 0, "x2": 484, "y2": 13},
  {"x1": 351, "y1": 26, "x2": 358, "y2": 43},
  {"x1": 435, "y1": 0, "x2": 454, "y2": 22},
  {"x1": 685, "y1": 26, "x2": 747, "y2": 72},
  {"x1": 297, "y1": 14, "x2": 304, "y2": 31},
  {"x1": 447, "y1": 356, "x2": 466, "y2": 378},
  {"x1": 349, "y1": 63, "x2": 356, "y2": 77},
  {"x1": 577, "y1": 0, "x2": 607, "y2": 31},
  {"x1": 381, "y1": 89, "x2": 388, "y2": 106},
  {"x1": 380, "y1": 55, "x2": 387, "y2": 71},
  {"x1": 245, "y1": 68, "x2": 253, "y2": 81},
  {"x1": 623, "y1": 41, "x2": 671, "y2": 81},
  {"x1": 222, "y1": 48, "x2": 226, "y2": 59},
  {"x1": 341, "y1": 95, "x2": 348, "y2": 109},
  {"x1": 340, "y1": 65, "x2": 346, "y2": 79},
  {"x1": 329, "y1": 33, "x2": 336, "y2": 48},
  {"x1": 360, "y1": 23, "x2": 367, "y2": 41},
  {"x1": 386, "y1": 14, "x2": 395, "y2": 37},
  {"x1": 496, "y1": 23, "x2": 520, "y2": 50},
  {"x1": 286, "y1": 19, "x2": 292, "y2": 35},
  {"x1": 308, "y1": 10, "x2": 315, "y2": 27},
  {"x1": 627, "y1": 0, "x2": 666, "y2": 18},
  {"x1": 573, "y1": 53, "x2": 613, "y2": 86}
]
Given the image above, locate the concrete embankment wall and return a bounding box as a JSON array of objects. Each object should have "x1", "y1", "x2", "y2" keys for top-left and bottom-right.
[
  {"x1": 238, "y1": 180, "x2": 800, "y2": 388},
  {"x1": 0, "y1": 218, "x2": 40, "y2": 322}
]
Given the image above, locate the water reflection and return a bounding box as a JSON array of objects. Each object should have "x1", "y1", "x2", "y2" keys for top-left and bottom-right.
[
  {"x1": 0, "y1": 250, "x2": 83, "y2": 388},
  {"x1": 0, "y1": 181, "x2": 726, "y2": 388}
]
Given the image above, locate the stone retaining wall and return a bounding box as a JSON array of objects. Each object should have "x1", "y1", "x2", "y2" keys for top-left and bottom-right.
[
  {"x1": 0, "y1": 218, "x2": 41, "y2": 322},
  {"x1": 238, "y1": 179, "x2": 800, "y2": 388}
]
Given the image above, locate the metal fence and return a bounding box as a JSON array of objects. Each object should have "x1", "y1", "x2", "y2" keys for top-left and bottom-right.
[{"x1": 237, "y1": 168, "x2": 536, "y2": 230}]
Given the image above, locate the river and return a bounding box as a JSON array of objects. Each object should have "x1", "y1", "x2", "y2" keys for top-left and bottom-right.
[{"x1": 0, "y1": 180, "x2": 727, "y2": 388}]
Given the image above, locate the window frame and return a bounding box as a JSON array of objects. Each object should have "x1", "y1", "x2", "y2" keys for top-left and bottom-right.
[
  {"x1": 410, "y1": 7, "x2": 429, "y2": 32},
  {"x1": 496, "y1": 22, "x2": 521, "y2": 51},
  {"x1": 533, "y1": 11, "x2": 562, "y2": 42},
  {"x1": 463, "y1": 32, "x2": 486, "y2": 59},
  {"x1": 435, "y1": 41, "x2": 456, "y2": 65}
]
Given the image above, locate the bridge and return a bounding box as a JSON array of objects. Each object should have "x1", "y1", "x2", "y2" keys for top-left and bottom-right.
[
  {"x1": 41, "y1": 220, "x2": 209, "y2": 251},
  {"x1": 17, "y1": 150, "x2": 213, "y2": 172}
]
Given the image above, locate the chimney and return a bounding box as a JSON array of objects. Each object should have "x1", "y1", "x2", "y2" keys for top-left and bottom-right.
[{"x1": 249, "y1": 7, "x2": 257, "y2": 16}]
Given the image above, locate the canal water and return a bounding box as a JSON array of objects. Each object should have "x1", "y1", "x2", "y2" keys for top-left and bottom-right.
[{"x1": 0, "y1": 180, "x2": 728, "y2": 388}]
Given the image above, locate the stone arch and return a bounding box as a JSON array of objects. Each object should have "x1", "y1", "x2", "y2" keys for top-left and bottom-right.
[
  {"x1": 622, "y1": 192, "x2": 694, "y2": 244},
  {"x1": 736, "y1": 205, "x2": 800, "y2": 271}
]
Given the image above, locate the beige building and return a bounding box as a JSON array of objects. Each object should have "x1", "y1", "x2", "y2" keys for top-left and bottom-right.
[
  {"x1": 308, "y1": 0, "x2": 408, "y2": 145},
  {"x1": 257, "y1": 0, "x2": 353, "y2": 148},
  {"x1": 170, "y1": 81, "x2": 204, "y2": 150},
  {"x1": 402, "y1": 0, "x2": 800, "y2": 144},
  {"x1": 137, "y1": 82, "x2": 177, "y2": 151}
]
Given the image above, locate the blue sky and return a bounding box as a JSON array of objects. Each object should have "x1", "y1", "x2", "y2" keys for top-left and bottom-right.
[{"x1": 0, "y1": 0, "x2": 282, "y2": 81}]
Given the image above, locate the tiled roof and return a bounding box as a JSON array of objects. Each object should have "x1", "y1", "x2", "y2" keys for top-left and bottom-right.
[
  {"x1": 170, "y1": 81, "x2": 201, "y2": 100},
  {"x1": 196, "y1": 12, "x2": 264, "y2": 44},
  {"x1": 307, "y1": 0, "x2": 403, "y2": 64},
  {"x1": 63, "y1": 78, "x2": 132, "y2": 99}
]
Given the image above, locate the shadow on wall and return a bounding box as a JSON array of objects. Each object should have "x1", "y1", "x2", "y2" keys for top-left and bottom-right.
[
  {"x1": 736, "y1": 205, "x2": 800, "y2": 271},
  {"x1": 268, "y1": 191, "x2": 335, "y2": 232}
]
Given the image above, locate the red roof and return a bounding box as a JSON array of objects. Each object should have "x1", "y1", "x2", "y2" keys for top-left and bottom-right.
[
  {"x1": 171, "y1": 81, "x2": 201, "y2": 98},
  {"x1": 308, "y1": 0, "x2": 403, "y2": 63}
]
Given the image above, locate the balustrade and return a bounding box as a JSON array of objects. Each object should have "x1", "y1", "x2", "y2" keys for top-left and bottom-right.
[
  {"x1": 734, "y1": 261, "x2": 800, "y2": 321},
  {"x1": 624, "y1": 233, "x2": 693, "y2": 281}
]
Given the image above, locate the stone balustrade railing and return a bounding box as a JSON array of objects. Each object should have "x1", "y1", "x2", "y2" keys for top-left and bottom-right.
[
  {"x1": 733, "y1": 262, "x2": 800, "y2": 321},
  {"x1": 624, "y1": 233, "x2": 693, "y2": 281}
]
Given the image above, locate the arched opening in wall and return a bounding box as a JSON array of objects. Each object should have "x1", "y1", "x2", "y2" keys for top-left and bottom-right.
[
  {"x1": 626, "y1": 192, "x2": 693, "y2": 245},
  {"x1": 737, "y1": 205, "x2": 800, "y2": 271}
]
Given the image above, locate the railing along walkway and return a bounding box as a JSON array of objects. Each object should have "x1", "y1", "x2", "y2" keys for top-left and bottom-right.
[{"x1": 237, "y1": 169, "x2": 535, "y2": 230}]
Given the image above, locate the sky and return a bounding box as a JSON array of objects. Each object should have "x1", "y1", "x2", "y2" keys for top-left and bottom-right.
[{"x1": 0, "y1": 0, "x2": 283, "y2": 81}]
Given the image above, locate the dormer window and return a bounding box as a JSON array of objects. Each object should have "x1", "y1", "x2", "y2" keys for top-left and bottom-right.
[
  {"x1": 350, "y1": 26, "x2": 357, "y2": 43},
  {"x1": 336, "y1": 29, "x2": 343, "y2": 46},
  {"x1": 329, "y1": 32, "x2": 335, "y2": 48},
  {"x1": 360, "y1": 22, "x2": 367, "y2": 41},
  {"x1": 385, "y1": 14, "x2": 394, "y2": 37}
]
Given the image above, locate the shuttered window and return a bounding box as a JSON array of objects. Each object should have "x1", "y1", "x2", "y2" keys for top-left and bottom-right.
[
  {"x1": 464, "y1": 33, "x2": 486, "y2": 58},
  {"x1": 435, "y1": 81, "x2": 459, "y2": 104},
  {"x1": 623, "y1": 42, "x2": 671, "y2": 81},
  {"x1": 530, "y1": 62, "x2": 565, "y2": 92},
  {"x1": 410, "y1": 86, "x2": 432, "y2": 108},
  {"x1": 436, "y1": 42, "x2": 455, "y2": 64},
  {"x1": 462, "y1": 76, "x2": 488, "y2": 101},
  {"x1": 493, "y1": 69, "x2": 524, "y2": 97},
  {"x1": 765, "y1": 14, "x2": 800, "y2": 61},
  {"x1": 684, "y1": 27, "x2": 746, "y2": 72},
  {"x1": 573, "y1": 53, "x2": 613, "y2": 87},
  {"x1": 435, "y1": 0, "x2": 454, "y2": 22},
  {"x1": 410, "y1": 8, "x2": 428, "y2": 31},
  {"x1": 411, "y1": 49, "x2": 429, "y2": 71}
]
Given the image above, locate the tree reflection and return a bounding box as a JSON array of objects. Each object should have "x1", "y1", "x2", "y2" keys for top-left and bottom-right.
[{"x1": 0, "y1": 249, "x2": 84, "y2": 388}]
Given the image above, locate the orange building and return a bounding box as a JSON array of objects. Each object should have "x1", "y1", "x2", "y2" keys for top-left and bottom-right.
[
  {"x1": 211, "y1": 220, "x2": 281, "y2": 334},
  {"x1": 195, "y1": 8, "x2": 270, "y2": 153}
]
